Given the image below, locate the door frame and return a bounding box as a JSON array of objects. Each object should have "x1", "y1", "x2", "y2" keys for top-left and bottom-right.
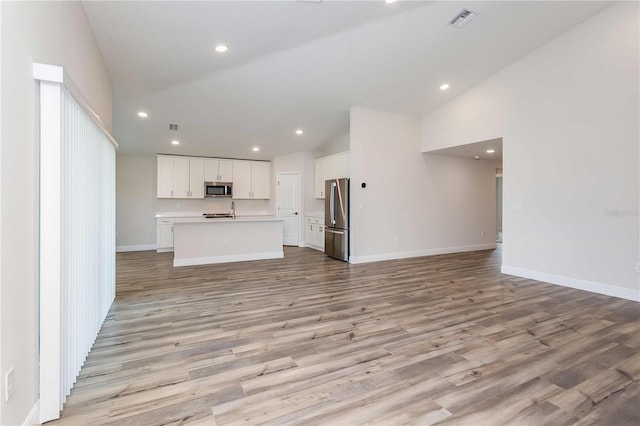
[{"x1": 276, "y1": 172, "x2": 302, "y2": 246}]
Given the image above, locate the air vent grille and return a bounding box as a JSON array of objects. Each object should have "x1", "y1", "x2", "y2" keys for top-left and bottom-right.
[
  {"x1": 448, "y1": 9, "x2": 477, "y2": 28},
  {"x1": 169, "y1": 123, "x2": 179, "y2": 131}
]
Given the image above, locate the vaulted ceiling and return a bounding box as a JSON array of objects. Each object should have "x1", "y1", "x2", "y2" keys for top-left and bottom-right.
[{"x1": 83, "y1": 1, "x2": 609, "y2": 159}]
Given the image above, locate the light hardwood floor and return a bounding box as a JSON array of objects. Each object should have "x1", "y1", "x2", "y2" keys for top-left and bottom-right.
[{"x1": 49, "y1": 246, "x2": 639, "y2": 425}]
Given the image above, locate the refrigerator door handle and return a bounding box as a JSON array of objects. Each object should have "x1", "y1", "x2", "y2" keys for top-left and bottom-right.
[
  {"x1": 325, "y1": 229, "x2": 344, "y2": 235},
  {"x1": 330, "y1": 181, "x2": 336, "y2": 225}
]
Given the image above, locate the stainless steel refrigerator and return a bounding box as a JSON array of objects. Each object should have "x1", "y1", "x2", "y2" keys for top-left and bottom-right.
[{"x1": 324, "y1": 178, "x2": 349, "y2": 261}]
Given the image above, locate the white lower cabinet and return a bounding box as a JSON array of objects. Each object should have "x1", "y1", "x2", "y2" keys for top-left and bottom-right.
[
  {"x1": 304, "y1": 216, "x2": 324, "y2": 251},
  {"x1": 156, "y1": 219, "x2": 174, "y2": 252}
]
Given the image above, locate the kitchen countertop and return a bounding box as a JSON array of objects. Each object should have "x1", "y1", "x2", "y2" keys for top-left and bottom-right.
[
  {"x1": 305, "y1": 212, "x2": 324, "y2": 218},
  {"x1": 172, "y1": 216, "x2": 283, "y2": 224}
]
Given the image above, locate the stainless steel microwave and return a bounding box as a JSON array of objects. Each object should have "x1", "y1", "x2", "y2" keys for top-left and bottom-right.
[{"x1": 205, "y1": 182, "x2": 232, "y2": 198}]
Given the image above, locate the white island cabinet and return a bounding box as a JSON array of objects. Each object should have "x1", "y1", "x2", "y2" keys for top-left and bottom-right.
[{"x1": 172, "y1": 217, "x2": 284, "y2": 267}]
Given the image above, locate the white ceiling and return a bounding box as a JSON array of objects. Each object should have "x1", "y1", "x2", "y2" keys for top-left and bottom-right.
[{"x1": 83, "y1": 1, "x2": 610, "y2": 160}]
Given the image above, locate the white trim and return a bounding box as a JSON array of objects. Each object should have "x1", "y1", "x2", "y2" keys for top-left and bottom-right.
[
  {"x1": 33, "y1": 63, "x2": 118, "y2": 149},
  {"x1": 174, "y1": 251, "x2": 284, "y2": 267},
  {"x1": 501, "y1": 265, "x2": 640, "y2": 302},
  {"x1": 116, "y1": 244, "x2": 157, "y2": 252},
  {"x1": 157, "y1": 248, "x2": 174, "y2": 253},
  {"x1": 23, "y1": 400, "x2": 40, "y2": 426},
  {"x1": 32, "y1": 63, "x2": 63, "y2": 83},
  {"x1": 349, "y1": 243, "x2": 497, "y2": 264},
  {"x1": 38, "y1": 80, "x2": 63, "y2": 423}
]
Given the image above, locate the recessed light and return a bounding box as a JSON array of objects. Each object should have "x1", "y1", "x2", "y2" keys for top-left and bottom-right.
[
  {"x1": 440, "y1": 83, "x2": 450, "y2": 91},
  {"x1": 252, "y1": 147, "x2": 260, "y2": 152},
  {"x1": 171, "y1": 140, "x2": 180, "y2": 145},
  {"x1": 486, "y1": 149, "x2": 495, "y2": 154},
  {"x1": 474, "y1": 156, "x2": 480, "y2": 160},
  {"x1": 214, "y1": 44, "x2": 228, "y2": 53},
  {"x1": 295, "y1": 129, "x2": 304, "y2": 135},
  {"x1": 385, "y1": 0, "x2": 398, "y2": 4},
  {"x1": 137, "y1": 111, "x2": 148, "y2": 118}
]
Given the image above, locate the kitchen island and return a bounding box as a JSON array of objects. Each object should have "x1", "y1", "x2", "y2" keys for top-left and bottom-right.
[{"x1": 172, "y1": 216, "x2": 284, "y2": 267}]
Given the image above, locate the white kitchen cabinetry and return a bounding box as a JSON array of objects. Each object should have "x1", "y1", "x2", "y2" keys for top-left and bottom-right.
[
  {"x1": 315, "y1": 151, "x2": 349, "y2": 199},
  {"x1": 314, "y1": 157, "x2": 327, "y2": 199},
  {"x1": 157, "y1": 156, "x2": 174, "y2": 198},
  {"x1": 204, "y1": 158, "x2": 233, "y2": 182},
  {"x1": 232, "y1": 160, "x2": 271, "y2": 199},
  {"x1": 156, "y1": 219, "x2": 174, "y2": 252},
  {"x1": 304, "y1": 216, "x2": 324, "y2": 251},
  {"x1": 157, "y1": 156, "x2": 204, "y2": 199}
]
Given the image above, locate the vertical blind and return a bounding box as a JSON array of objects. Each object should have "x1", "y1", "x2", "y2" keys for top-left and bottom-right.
[
  {"x1": 60, "y1": 89, "x2": 116, "y2": 405},
  {"x1": 38, "y1": 65, "x2": 117, "y2": 422}
]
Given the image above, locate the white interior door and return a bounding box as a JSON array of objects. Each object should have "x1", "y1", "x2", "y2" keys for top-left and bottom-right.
[{"x1": 277, "y1": 173, "x2": 300, "y2": 246}]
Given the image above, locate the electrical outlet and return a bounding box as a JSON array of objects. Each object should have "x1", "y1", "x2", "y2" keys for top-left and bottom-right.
[
  {"x1": 481, "y1": 230, "x2": 486, "y2": 237},
  {"x1": 5, "y1": 368, "x2": 14, "y2": 402}
]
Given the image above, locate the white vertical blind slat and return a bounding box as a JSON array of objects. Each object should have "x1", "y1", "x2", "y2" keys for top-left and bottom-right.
[{"x1": 59, "y1": 89, "x2": 115, "y2": 407}]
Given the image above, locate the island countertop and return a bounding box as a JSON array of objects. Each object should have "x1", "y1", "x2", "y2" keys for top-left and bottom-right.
[{"x1": 171, "y1": 215, "x2": 283, "y2": 224}]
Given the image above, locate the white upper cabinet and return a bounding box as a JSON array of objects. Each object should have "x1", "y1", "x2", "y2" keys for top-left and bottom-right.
[
  {"x1": 251, "y1": 161, "x2": 271, "y2": 199},
  {"x1": 314, "y1": 151, "x2": 349, "y2": 199},
  {"x1": 232, "y1": 160, "x2": 271, "y2": 199},
  {"x1": 204, "y1": 158, "x2": 233, "y2": 182},
  {"x1": 189, "y1": 158, "x2": 205, "y2": 198},
  {"x1": 232, "y1": 160, "x2": 252, "y2": 199},
  {"x1": 159, "y1": 155, "x2": 269, "y2": 199},
  {"x1": 157, "y1": 156, "x2": 174, "y2": 198},
  {"x1": 156, "y1": 156, "x2": 205, "y2": 199},
  {"x1": 314, "y1": 157, "x2": 327, "y2": 199},
  {"x1": 173, "y1": 157, "x2": 190, "y2": 198}
]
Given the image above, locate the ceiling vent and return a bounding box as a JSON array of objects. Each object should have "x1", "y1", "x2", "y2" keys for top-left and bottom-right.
[
  {"x1": 169, "y1": 123, "x2": 179, "y2": 131},
  {"x1": 448, "y1": 9, "x2": 477, "y2": 28}
]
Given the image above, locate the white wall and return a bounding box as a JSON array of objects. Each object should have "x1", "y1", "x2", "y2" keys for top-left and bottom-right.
[
  {"x1": 421, "y1": 2, "x2": 639, "y2": 300},
  {"x1": 0, "y1": 2, "x2": 112, "y2": 423},
  {"x1": 116, "y1": 155, "x2": 274, "y2": 249},
  {"x1": 350, "y1": 107, "x2": 499, "y2": 263}
]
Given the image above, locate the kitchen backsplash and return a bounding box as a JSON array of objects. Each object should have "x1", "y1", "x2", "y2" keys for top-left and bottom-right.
[{"x1": 155, "y1": 198, "x2": 273, "y2": 216}]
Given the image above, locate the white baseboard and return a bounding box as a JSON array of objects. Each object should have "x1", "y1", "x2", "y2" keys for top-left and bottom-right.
[
  {"x1": 24, "y1": 400, "x2": 40, "y2": 425},
  {"x1": 116, "y1": 244, "x2": 157, "y2": 252},
  {"x1": 174, "y1": 251, "x2": 284, "y2": 267},
  {"x1": 501, "y1": 265, "x2": 640, "y2": 302},
  {"x1": 349, "y1": 243, "x2": 496, "y2": 264}
]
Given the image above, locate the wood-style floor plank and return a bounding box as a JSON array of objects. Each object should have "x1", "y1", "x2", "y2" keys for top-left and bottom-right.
[{"x1": 48, "y1": 246, "x2": 639, "y2": 425}]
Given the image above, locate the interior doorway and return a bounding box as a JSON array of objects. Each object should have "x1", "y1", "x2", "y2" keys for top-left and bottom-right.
[{"x1": 276, "y1": 172, "x2": 301, "y2": 246}]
